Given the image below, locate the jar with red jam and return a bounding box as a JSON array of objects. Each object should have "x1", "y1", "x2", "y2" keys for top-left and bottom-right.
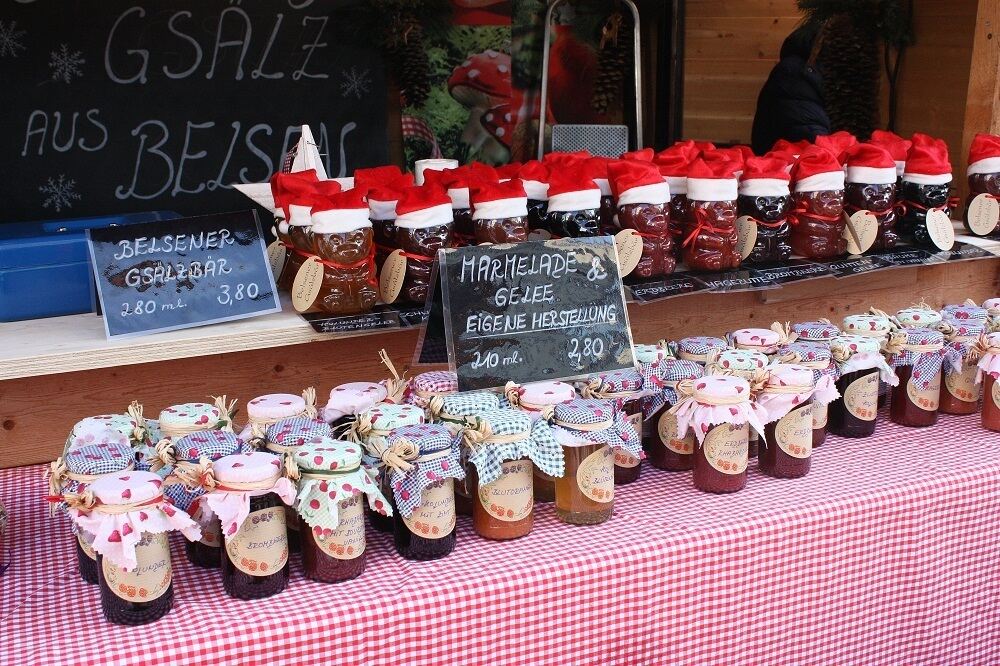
[
  {"x1": 580, "y1": 368, "x2": 646, "y2": 485},
  {"x1": 518, "y1": 161, "x2": 551, "y2": 234},
  {"x1": 675, "y1": 336, "x2": 728, "y2": 365},
  {"x1": 69, "y1": 471, "x2": 201, "y2": 625},
  {"x1": 389, "y1": 185, "x2": 454, "y2": 305},
  {"x1": 789, "y1": 145, "x2": 847, "y2": 259},
  {"x1": 827, "y1": 335, "x2": 898, "y2": 438},
  {"x1": 544, "y1": 172, "x2": 601, "y2": 238},
  {"x1": 885, "y1": 328, "x2": 958, "y2": 427},
  {"x1": 290, "y1": 436, "x2": 388, "y2": 582},
  {"x1": 776, "y1": 342, "x2": 841, "y2": 448},
  {"x1": 844, "y1": 143, "x2": 900, "y2": 251},
  {"x1": 641, "y1": 358, "x2": 704, "y2": 471},
  {"x1": 322, "y1": 382, "x2": 389, "y2": 431},
  {"x1": 843, "y1": 313, "x2": 896, "y2": 407},
  {"x1": 386, "y1": 424, "x2": 464, "y2": 559},
  {"x1": 737, "y1": 156, "x2": 793, "y2": 264},
  {"x1": 470, "y1": 179, "x2": 530, "y2": 244},
  {"x1": 975, "y1": 333, "x2": 1000, "y2": 431},
  {"x1": 938, "y1": 320, "x2": 986, "y2": 415},
  {"x1": 671, "y1": 375, "x2": 767, "y2": 494},
  {"x1": 756, "y1": 365, "x2": 822, "y2": 478},
  {"x1": 683, "y1": 158, "x2": 741, "y2": 271},
  {"x1": 898, "y1": 134, "x2": 954, "y2": 247},
  {"x1": 463, "y1": 409, "x2": 563, "y2": 540},
  {"x1": 550, "y1": 399, "x2": 643, "y2": 524},
  {"x1": 239, "y1": 389, "x2": 318, "y2": 445},
  {"x1": 406, "y1": 371, "x2": 458, "y2": 411},
  {"x1": 504, "y1": 380, "x2": 577, "y2": 502},
  {"x1": 964, "y1": 133, "x2": 1000, "y2": 237},
  {"x1": 706, "y1": 348, "x2": 769, "y2": 457},
  {"x1": 608, "y1": 159, "x2": 677, "y2": 277}
]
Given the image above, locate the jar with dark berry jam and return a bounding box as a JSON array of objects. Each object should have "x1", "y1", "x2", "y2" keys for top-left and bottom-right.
[
  {"x1": 706, "y1": 349, "x2": 769, "y2": 458},
  {"x1": 776, "y1": 342, "x2": 841, "y2": 448},
  {"x1": 671, "y1": 375, "x2": 766, "y2": 494},
  {"x1": 641, "y1": 358, "x2": 703, "y2": 471},
  {"x1": 322, "y1": 382, "x2": 388, "y2": 431},
  {"x1": 964, "y1": 134, "x2": 1000, "y2": 236},
  {"x1": 581, "y1": 368, "x2": 646, "y2": 485},
  {"x1": 977, "y1": 333, "x2": 1000, "y2": 431},
  {"x1": 291, "y1": 436, "x2": 388, "y2": 582},
  {"x1": 938, "y1": 320, "x2": 986, "y2": 415},
  {"x1": 504, "y1": 380, "x2": 577, "y2": 502},
  {"x1": 885, "y1": 328, "x2": 957, "y2": 427},
  {"x1": 70, "y1": 471, "x2": 201, "y2": 625},
  {"x1": 385, "y1": 424, "x2": 463, "y2": 560},
  {"x1": 756, "y1": 365, "x2": 820, "y2": 479},
  {"x1": 844, "y1": 312, "x2": 895, "y2": 407},
  {"x1": 827, "y1": 335, "x2": 898, "y2": 438}
]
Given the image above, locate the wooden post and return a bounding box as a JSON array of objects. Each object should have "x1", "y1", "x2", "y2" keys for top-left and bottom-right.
[{"x1": 961, "y1": 0, "x2": 1000, "y2": 200}]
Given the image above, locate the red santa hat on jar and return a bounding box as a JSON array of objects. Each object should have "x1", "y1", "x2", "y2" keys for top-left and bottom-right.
[
  {"x1": 353, "y1": 166, "x2": 405, "y2": 193},
  {"x1": 608, "y1": 159, "x2": 670, "y2": 206},
  {"x1": 471, "y1": 179, "x2": 528, "y2": 220},
  {"x1": 814, "y1": 131, "x2": 858, "y2": 164},
  {"x1": 791, "y1": 146, "x2": 845, "y2": 192},
  {"x1": 702, "y1": 148, "x2": 746, "y2": 177},
  {"x1": 902, "y1": 133, "x2": 952, "y2": 185},
  {"x1": 686, "y1": 157, "x2": 738, "y2": 201},
  {"x1": 270, "y1": 169, "x2": 319, "y2": 227},
  {"x1": 621, "y1": 147, "x2": 655, "y2": 162},
  {"x1": 844, "y1": 143, "x2": 897, "y2": 185},
  {"x1": 738, "y1": 156, "x2": 791, "y2": 197},
  {"x1": 367, "y1": 173, "x2": 414, "y2": 222},
  {"x1": 394, "y1": 185, "x2": 454, "y2": 229},
  {"x1": 771, "y1": 138, "x2": 812, "y2": 158},
  {"x1": 310, "y1": 187, "x2": 371, "y2": 234},
  {"x1": 291, "y1": 179, "x2": 341, "y2": 228},
  {"x1": 967, "y1": 133, "x2": 1000, "y2": 176},
  {"x1": 582, "y1": 156, "x2": 613, "y2": 197},
  {"x1": 518, "y1": 160, "x2": 550, "y2": 201},
  {"x1": 654, "y1": 146, "x2": 692, "y2": 195},
  {"x1": 869, "y1": 130, "x2": 911, "y2": 177},
  {"x1": 546, "y1": 170, "x2": 602, "y2": 213},
  {"x1": 543, "y1": 150, "x2": 591, "y2": 167},
  {"x1": 495, "y1": 162, "x2": 523, "y2": 180}
]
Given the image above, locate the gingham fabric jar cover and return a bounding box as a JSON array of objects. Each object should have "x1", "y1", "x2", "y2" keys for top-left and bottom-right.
[
  {"x1": 941, "y1": 303, "x2": 988, "y2": 325},
  {"x1": 580, "y1": 368, "x2": 646, "y2": 407},
  {"x1": 829, "y1": 334, "x2": 899, "y2": 384},
  {"x1": 406, "y1": 371, "x2": 458, "y2": 408},
  {"x1": 550, "y1": 398, "x2": 642, "y2": 459},
  {"x1": 50, "y1": 440, "x2": 135, "y2": 497},
  {"x1": 895, "y1": 306, "x2": 942, "y2": 329},
  {"x1": 383, "y1": 424, "x2": 465, "y2": 517},
  {"x1": 463, "y1": 408, "x2": 565, "y2": 486},
  {"x1": 198, "y1": 452, "x2": 296, "y2": 540},
  {"x1": 778, "y1": 341, "x2": 840, "y2": 382},
  {"x1": 755, "y1": 364, "x2": 839, "y2": 424},
  {"x1": 975, "y1": 332, "x2": 1000, "y2": 381},
  {"x1": 428, "y1": 391, "x2": 502, "y2": 430},
  {"x1": 942, "y1": 320, "x2": 987, "y2": 367},
  {"x1": 669, "y1": 375, "x2": 768, "y2": 444},
  {"x1": 884, "y1": 328, "x2": 961, "y2": 387},
  {"x1": 352, "y1": 403, "x2": 426, "y2": 468},
  {"x1": 163, "y1": 430, "x2": 243, "y2": 511},
  {"x1": 323, "y1": 382, "x2": 388, "y2": 422},
  {"x1": 263, "y1": 417, "x2": 333, "y2": 454},
  {"x1": 291, "y1": 436, "x2": 391, "y2": 534},
  {"x1": 791, "y1": 319, "x2": 840, "y2": 342},
  {"x1": 842, "y1": 314, "x2": 893, "y2": 338},
  {"x1": 640, "y1": 358, "x2": 704, "y2": 418},
  {"x1": 676, "y1": 336, "x2": 728, "y2": 363},
  {"x1": 633, "y1": 343, "x2": 671, "y2": 364}
]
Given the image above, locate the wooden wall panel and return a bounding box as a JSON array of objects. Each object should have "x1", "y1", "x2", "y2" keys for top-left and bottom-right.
[{"x1": 961, "y1": 0, "x2": 1000, "y2": 201}]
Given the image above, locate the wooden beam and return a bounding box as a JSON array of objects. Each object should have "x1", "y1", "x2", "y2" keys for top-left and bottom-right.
[{"x1": 961, "y1": 0, "x2": 1000, "y2": 202}]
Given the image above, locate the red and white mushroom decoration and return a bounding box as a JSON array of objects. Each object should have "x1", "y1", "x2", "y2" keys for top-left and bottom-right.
[
  {"x1": 448, "y1": 50, "x2": 511, "y2": 154},
  {"x1": 479, "y1": 103, "x2": 514, "y2": 164}
]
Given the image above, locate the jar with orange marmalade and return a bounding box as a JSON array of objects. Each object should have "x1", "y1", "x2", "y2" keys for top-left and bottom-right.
[
  {"x1": 974, "y1": 333, "x2": 1000, "y2": 431},
  {"x1": 503, "y1": 380, "x2": 577, "y2": 502},
  {"x1": 776, "y1": 342, "x2": 841, "y2": 447},
  {"x1": 580, "y1": 368, "x2": 646, "y2": 485},
  {"x1": 641, "y1": 358, "x2": 704, "y2": 471},
  {"x1": 550, "y1": 399, "x2": 642, "y2": 524},
  {"x1": 885, "y1": 328, "x2": 959, "y2": 427}
]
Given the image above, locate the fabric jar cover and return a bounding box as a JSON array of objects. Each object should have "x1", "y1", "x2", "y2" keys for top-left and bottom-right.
[
  {"x1": 290, "y1": 436, "x2": 391, "y2": 534},
  {"x1": 241, "y1": 390, "x2": 318, "y2": 442},
  {"x1": 351, "y1": 403, "x2": 426, "y2": 470},
  {"x1": 791, "y1": 319, "x2": 840, "y2": 342},
  {"x1": 163, "y1": 430, "x2": 243, "y2": 512},
  {"x1": 195, "y1": 452, "x2": 296, "y2": 541},
  {"x1": 406, "y1": 371, "x2": 458, "y2": 408},
  {"x1": 983, "y1": 297, "x2": 1000, "y2": 311},
  {"x1": 633, "y1": 343, "x2": 671, "y2": 365},
  {"x1": 262, "y1": 417, "x2": 333, "y2": 455},
  {"x1": 158, "y1": 398, "x2": 235, "y2": 441},
  {"x1": 504, "y1": 380, "x2": 577, "y2": 418},
  {"x1": 323, "y1": 382, "x2": 388, "y2": 423},
  {"x1": 68, "y1": 414, "x2": 140, "y2": 452},
  {"x1": 428, "y1": 391, "x2": 502, "y2": 432},
  {"x1": 829, "y1": 334, "x2": 899, "y2": 384},
  {"x1": 895, "y1": 307, "x2": 943, "y2": 329},
  {"x1": 941, "y1": 321, "x2": 987, "y2": 371},
  {"x1": 676, "y1": 336, "x2": 728, "y2": 363},
  {"x1": 669, "y1": 375, "x2": 767, "y2": 444},
  {"x1": 974, "y1": 332, "x2": 1000, "y2": 381},
  {"x1": 138, "y1": 419, "x2": 164, "y2": 473},
  {"x1": 884, "y1": 328, "x2": 961, "y2": 383},
  {"x1": 380, "y1": 424, "x2": 464, "y2": 517},
  {"x1": 463, "y1": 408, "x2": 565, "y2": 486},
  {"x1": 941, "y1": 303, "x2": 988, "y2": 325},
  {"x1": 641, "y1": 358, "x2": 704, "y2": 419},
  {"x1": 50, "y1": 440, "x2": 135, "y2": 498},
  {"x1": 580, "y1": 368, "x2": 647, "y2": 407},
  {"x1": 843, "y1": 313, "x2": 894, "y2": 338},
  {"x1": 69, "y1": 470, "x2": 200, "y2": 571},
  {"x1": 778, "y1": 341, "x2": 841, "y2": 383},
  {"x1": 729, "y1": 323, "x2": 795, "y2": 354},
  {"x1": 550, "y1": 398, "x2": 642, "y2": 458},
  {"x1": 756, "y1": 364, "x2": 838, "y2": 424},
  {"x1": 708, "y1": 349, "x2": 769, "y2": 378}
]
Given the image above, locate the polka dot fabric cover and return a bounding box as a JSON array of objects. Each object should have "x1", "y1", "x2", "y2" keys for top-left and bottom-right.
[
  {"x1": 779, "y1": 341, "x2": 840, "y2": 383},
  {"x1": 163, "y1": 430, "x2": 243, "y2": 511},
  {"x1": 203, "y1": 452, "x2": 296, "y2": 540},
  {"x1": 710, "y1": 349, "x2": 768, "y2": 377},
  {"x1": 159, "y1": 402, "x2": 228, "y2": 433},
  {"x1": 671, "y1": 375, "x2": 767, "y2": 444},
  {"x1": 68, "y1": 415, "x2": 138, "y2": 451},
  {"x1": 293, "y1": 437, "x2": 390, "y2": 533},
  {"x1": 263, "y1": 417, "x2": 332, "y2": 453},
  {"x1": 386, "y1": 424, "x2": 464, "y2": 517},
  {"x1": 842, "y1": 314, "x2": 893, "y2": 337},
  {"x1": 633, "y1": 343, "x2": 670, "y2": 364},
  {"x1": 358, "y1": 404, "x2": 426, "y2": 469},
  {"x1": 323, "y1": 382, "x2": 388, "y2": 422},
  {"x1": 792, "y1": 320, "x2": 840, "y2": 342},
  {"x1": 755, "y1": 364, "x2": 822, "y2": 423},
  {"x1": 895, "y1": 307, "x2": 942, "y2": 329},
  {"x1": 729, "y1": 327, "x2": 783, "y2": 354},
  {"x1": 676, "y1": 336, "x2": 728, "y2": 362},
  {"x1": 465, "y1": 408, "x2": 565, "y2": 487},
  {"x1": 550, "y1": 398, "x2": 642, "y2": 458},
  {"x1": 830, "y1": 334, "x2": 899, "y2": 383}
]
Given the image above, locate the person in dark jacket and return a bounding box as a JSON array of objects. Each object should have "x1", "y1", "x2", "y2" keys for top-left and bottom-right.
[{"x1": 751, "y1": 25, "x2": 832, "y2": 155}]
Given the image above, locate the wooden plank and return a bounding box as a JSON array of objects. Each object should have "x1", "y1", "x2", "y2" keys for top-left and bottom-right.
[
  {"x1": 961, "y1": 0, "x2": 1000, "y2": 202},
  {"x1": 685, "y1": 0, "x2": 799, "y2": 19},
  {"x1": 685, "y1": 17, "x2": 800, "y2": 59}
]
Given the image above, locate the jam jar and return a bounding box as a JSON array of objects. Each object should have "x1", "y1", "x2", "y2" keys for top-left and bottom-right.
[
  {"x1": 776, "y1": 341, "x2": 840, "y2": 448},
  {"x1": 844, "y1": 143, "x2": 900, "y2": 251},
  {"x1": 843, "y1": 313, "x2": 895, "y2": 407},
  {"x1": 390, "y1": 185, "x2": 454, "y2": 305},
  {"x1": 976, "y1": 333, "x2": 1000, "y2": 431},
  {"x1": 470, "y1": 179, "x2": 530, "y2": 244},
  {"x1": 608, "y1": 159, "x2": 677, "y2": 277},
  {"x1": 406, "y1": 370, "x2": 458, "y2": 410},
  {"x1": 676, "y1": 336, "x2": 728, "y2": 365},
  {"x1": 519, "y1": 160, "x2": 551, "y2": 234},
  {"x1": 885, "y1": 328, "x2": 957, "y2": 427},
  {"x1": 671, "y1": 375, "x2": 766, "y2": 494},
  {"x1": 463, "y1": 409, "x2": 564, "y2": 540},
  {"x1": 290, "y1": 436, "x2": 388, "y2": 582},
  {"x1": 50, "y1": 437, "x2": 135, "y2": 584},
  {"x1": 756, "y1": 365, "x2": 820, "y2": 479},
  {"x1": 642, "y1": 358, "x2": 704, "y2": 471},
  {"x1": 322, "y1": 382, "x2": 389, "y2": 431},
  {"x1": 202, "y1": 452, "x2": 295, "y2": 600},
  {"x1": 550, "y1": 399, "x2": 642, "y2": 524},
  {"x1": 544, "y1": 173, "x2": 601, "y2": 238},
  {"x1": 827, "y1": 335, "x2": 897, "y2": 438},
  {"x1": 269, "y1": 169, "x2": 319, "y2": 289},
  {"x1": 683, "y1": 158, "x2": 741, "y2": 271},
  {"x1": 737, "y1": 156, "x2": 793, "y2": 264},
  {"x1": 706, "y1": 348, "x2": 769, "y2": 457},
  {"x1": 963, "y1": 133, "x2": 1000, "y2": 236},
  {"x1": 239, "y1": 390, "x2": 317, "y2": 444},
  {"x1": 583, "y1": 157, "x2": 617, "y2": 235},
  {"x1": 70, "y1": 471, "x2": 200, "y2": 625},
  {"x1": 580, "y1": 368, "x2": 646, "y2": 485},
  {"x1": 163, "y1": 429, "x2": 242, "y2": 568},
  {"x1": 504, "y1": 380, "x2": 577, "y2": 502},
  {"x1": 938, "y1": 320, "x2": 986, "y2": 415},
  {"x1": 789, "y1": 146, "x2": 847, "y2": 259},
  {"x1": 385, "y1": 424, "x2": 464, "y2": 560}
]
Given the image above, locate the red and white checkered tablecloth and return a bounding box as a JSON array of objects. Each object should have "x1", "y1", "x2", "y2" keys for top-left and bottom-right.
[{"x1": 3, "y1": 412, "x2": 1000, "y2": 666}]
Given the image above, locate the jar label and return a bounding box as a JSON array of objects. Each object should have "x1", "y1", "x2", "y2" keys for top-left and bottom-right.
[
  {"x1": 379, "y1": 249, "x2": 407, "y2": 304},
  {"x1": 226, "y1": 506, "x2": 289, "y2": 576},
  {"x1": 403, "y1": 478, "x2": 456, "y2": 539},
  {"x1": 657, "y1": 410, "x2": 694, "y2": 455},
  {"x1": 734, "y1": 215, "x2": 758, "y2": 260},
  {"x1": 199, "y1": 518, "x2": 221, "y2": 548},
  {"x1": 944, "y1": 366, "x2": 980, "y2": 403},
  {"x1": 103, "y1": 532, "x2": 172, "y2": 603},
  {"x1": 812, "y1": 402, "x2": 828, "y2": 429},
  {"x1": 478, "y1": 459, "x2": 533, "y2": 522},
  {"x1": 844, "y1": 373, "x2": 879, "y2": 421},
  {"x1": 291, "y1": 256, "x2": 324, "y2": 313},
  {"x1": 77, "y1": 532, "x2": 97, "y2": 560},
  {"x1": 614, "y1": 450, "x2": 641, "y2": 468},
  {"x1": 906, "y1": 371, "x2": 941, "y2": 412},
  {"x1": 576, "y1": 445, "x2": 614, "y2": 503},
  {"x1": 775, "y1": 405, "x2": 813, "y2": 459},
  {"x1": 993, "y1": 379, "x2": 1000, "y2": 410},
  {"x1": 266, "y1": 239, "x2": 287, "y2": 279},
  {"x1": 967, "y1": 193, "x2": 1000, "y2": 236},
  {"x1": 626, "y1": 411, "x2": 643, "y2": 439},
  {"x1": 703, "y1": 423, "x2": 749, "y2": 475},
  {"x1": 318, "y1": 495, "x2": 366, "y2": 559},
  {"x1": 843, "y1": 210, "x2": 878, "y2": 255},
  {"x1": 613, "y1": 229, "x2": 643, "y2": 277},
  {"x1": 925, "y1": 208, "x2": 955, "y2": 251}
]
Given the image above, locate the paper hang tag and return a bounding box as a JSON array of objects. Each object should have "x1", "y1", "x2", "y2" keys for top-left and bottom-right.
[
  {"x1": 926, "y1": 208, "x2": 956, "y2": 251},
  {"x1": 966, "y1": 194, "x2": 1000, "y2": 236},
  {"x1": 527, "y1": 229, "x2": 553, "y2": 241},
  {"x1": 614, "y1": 229, "x2": 643, "y2": 277},
  {"x1": 379, "y1": 249, "x2": 407, "y2": 304},
  {"x1": 291, "y1": 256, "x2": 324, "y2": 312},
  {"x1": 734, "y1": 216, "x2": 758, "y2": 260},
  {"x1": 266, "y1": 240, "x2": 287, "y2": 279},
  {"x1": 843, "y1": 210, "x2": 878, "y2": 255}
]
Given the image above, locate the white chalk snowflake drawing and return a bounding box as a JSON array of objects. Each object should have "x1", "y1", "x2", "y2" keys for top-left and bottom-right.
[
  {"x1": 39, "y1": 175, "x2": 82, "y2": 212},
  {"x1": 49, "y1": 44, "x2": 85, "y2": 83},
  {"x1": 339, "y1": 67, "x2": 371, "y2": 99},
  {"x1": 0, "y1": 20, "x2": 26, "y2": 58}
]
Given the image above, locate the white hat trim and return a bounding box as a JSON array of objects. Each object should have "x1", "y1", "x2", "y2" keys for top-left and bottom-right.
[
  {"x1": 310, "y1": 208, "x2": 373, "y2": 234},
  {"x1": 967, "y1": 156, "x2": 1000, "y2": 176},
  {"x1": 794, "y1": 171, "x2": 845, "y2": 192},
  {"x1": 665, "y1": 175, "x2": 687, "y2": 195},
  {"x1": 332, "y1": 177, "x2": 355, "y2": 190},
  {"x1": 288, "y1": 203, "x2": 313, "y2": 227},
  {"x1": 368, "y1": 198, "x2": 398, "y2": 221},
  {"x1": 395, "y1": 202, "x2": 454, "y2": 229},
  {"x1": 447, "y1": 187, "x2": 470, "y2": 210},
  {"x1": 846, "y1": 166, "x2": 897, "y2": 185},
  {"x1": 593, "y1": 178, "x2": 612, "y2": 197},
  {"x1": 547, "y1": 188, "x2": 602, "y2": 213},
  {"x1": 738, "y1": 178, "x2": 790, "y2": 198},
  {"x1": 472, "y1": 197, "x2": 529, "y2": 220},
  {"x1": 617, "y1": 181, "x2": 671, "y2": 206},
  {"x1": 901, "y1": 172, "x2": 952, "y2": 186},
  {"x1": 521, "y1": 179, "x2": 549, "y2": 201},
  {"x1": 687, "y1": 177, "x2": 738, "y2": 202}
]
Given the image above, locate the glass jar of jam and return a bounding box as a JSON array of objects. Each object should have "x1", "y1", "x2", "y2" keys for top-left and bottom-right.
[
  {"x1": 384, "y1": 424, "x2": 463, "y2": 560},
  {"x1": 844, "y1": 143, "x2": 900, "y2": 251},
  {"x1": 322, "y1": 382, "x2": 389, "y2": 431},
  {"x1": 683, "y1": 158, "x2": 741, "y2": 271},
  {"x1": 706, "y1": 348, "x2": 769, "y2": 458},
  {"x1": 609, "y1": 159, "x2": 677, "y2": 277},
  {"x1": 776, "y1": 342, "x2": 840, "y2": 448},
  {"x1": 519, "y1": 161, "x2": 551, "y2": 234},
  {"x1": 789, "y1": 146, "x2": 847, "y2": 259},
  {"x1": 544, "y1": 174, "x2": 601, "y2": 238},
  {"x1": 580, "y1": 368, "x2": 645, "y2": 485},
  {"x1": 290, "y1": 436, "x2": 387, "y2": 583},
  {"x1": 269, "y1": 170, "x2": 320, "y2": 289},
  {"x1": 828, "y1": 335, "x2": 897, "y2": 437},
  {"x1": 240, "y1": 390, "x2": 317, "y2": 444},
  {"x1": 976, "y1": 333, "x2": 1000, "y2": 431},
  {"x1": 641, "y1": 358, "x2": 703, "y2": 471},
  {"x1": 69, "y1": 471, "x2": 201, "y2": 625},
  {"x1": 429, "y1": 391, "x2": 502, "y2": 517},
  {"x1": 737, "y1": 156, "x2": 793, "y2": 264},
  {"x1": 387, "y1": 185, "x2": 454, "y2": 305},
  {"x1": 886, "y1": 328, "x2": 956, "y2": 427},
  {"x1": 964, "y1": 133, "x2": 1000, "y2": 236},
  {"x1": 406, "y1": 371, "x2": 458, "y2": 411},
  {"x1": 504, "y1": 380, "x2": 577, "y2": 502},
  {"x1": 676, "y1": 336, "x2": 728, "y2": 365},
  {"x1": 756, "y1": 365, "x2": 818, "y2": 478},
  {"x1": 671, "y1": 375, "x2": 766, "y2": 494},
  {"x1": 471, "y1": 179, "x2": 530, "y2": 244},
  {"x1": 843, "y1": 313, "x2": 896, "y2": 407},
  {"x1": 550, "y1": 399, "x2": 641, "y2": 524}
]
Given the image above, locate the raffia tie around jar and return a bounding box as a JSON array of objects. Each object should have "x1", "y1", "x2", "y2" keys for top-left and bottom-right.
[{"x1": 378, "y1": 349, "x2": 409, "y2": 404}]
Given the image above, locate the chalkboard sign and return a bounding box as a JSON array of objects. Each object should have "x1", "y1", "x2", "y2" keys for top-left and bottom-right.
[
  {"x1": 436, "y1": 237, "x2": 635, "y2": 392},
  {"x1": 87, "y1": 210, "x2": 279, "y2": 337},
  {"x1": 1, "y1": 0, "x2": 387, "y2": 223}
]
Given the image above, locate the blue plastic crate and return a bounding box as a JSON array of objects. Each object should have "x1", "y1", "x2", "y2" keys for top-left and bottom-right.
[{"x1": 0, "y1": 211, "x2": 180, "y2": 322}]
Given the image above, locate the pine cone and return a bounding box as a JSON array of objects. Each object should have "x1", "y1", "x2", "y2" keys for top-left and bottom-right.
[
  {"x1": 591, "y1": 12, "x2": 631, "y2": 115},
  {"x1": 383, "y1": 11, "x2": 430, "y2": 108},
  {"x1": 816, "y1": 14, "x2": 880, "y2": 137}
]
